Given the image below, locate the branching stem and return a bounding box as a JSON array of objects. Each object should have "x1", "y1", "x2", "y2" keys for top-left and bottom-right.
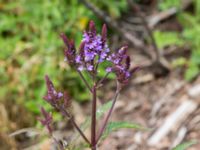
[
  {"x1": 59, "y1": 106, "x2": 91, "y2": 145},
  {"x1": 76, "y1": 69, "x2": 93, "y2": 93},
  {"x1": 96, "y1": 82, "x2": 121, "y2": 143}
]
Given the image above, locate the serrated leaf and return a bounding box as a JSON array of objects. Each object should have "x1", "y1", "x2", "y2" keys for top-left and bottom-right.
[
  {"x1": 172, "y1": 140, "x2": 197, "y2": 150},
  {"x1": 102, "y1": 121, "x2": 148, "y2": 140}
]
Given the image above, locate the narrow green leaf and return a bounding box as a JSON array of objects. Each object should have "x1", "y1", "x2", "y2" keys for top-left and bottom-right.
[
  {"x1": 97, "y1": 101, "x2": 112, "y2": 118},
  {"x1": 172, "y1": 140, "x2": 197, "y2": 150},
  {"x1": 102, "y1": 121, "x2": 148, "y2": 139}
]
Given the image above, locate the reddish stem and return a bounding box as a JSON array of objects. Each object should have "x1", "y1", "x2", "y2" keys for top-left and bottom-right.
[
  {"x1": 96, "y1": 83, "x2": 121, "y2": 143},
  {"x1": 59, "y1": 106, "x2": 91, "y2": 145},
  {"x1": 76, "y1": 69, "x2": 93, "y2": 93},
  {"x1": 91, "y1": 85, "x2": 97, "y2": 149}
]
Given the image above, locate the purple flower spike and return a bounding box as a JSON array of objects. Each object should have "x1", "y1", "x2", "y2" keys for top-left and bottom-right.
[
  {"x1": 60, "y1": 33, "x2": 70, "y2": 48},
  {"x1": 60, "y1": 34, "x2": 76, "y2": 65},
  {"x1": 125, "y1": 56, "x2": 130, "y2": 70},
  {"x1": 101, "y1": 24, "x2": 107, "y2": 43},
  {"x1": 38, "y1": 107, "x2": 53, "y2": 134},
  {"x1": 89, "y1": 20, "x2": 96, "y2": 35},
  {"x1": 79, "y1": 41, "x2": 85, "y2": 57},
  {"x1": 43, "y1": 75, "x2": 63, "y2": 104},
  {"x1": 61, "y1": 20, "x2": 111, "y2": 73}
]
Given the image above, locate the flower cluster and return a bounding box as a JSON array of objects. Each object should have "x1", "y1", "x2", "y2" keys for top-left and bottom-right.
[
  {"x1": 61, "y1": 21, "x2": 110, "y2": 72},
  {"x1": 61, "y1": 21, "x2": 132, "y2": 84},
  {"x1": 106, "y1": 46, "x2": 131, "y2": 83}
]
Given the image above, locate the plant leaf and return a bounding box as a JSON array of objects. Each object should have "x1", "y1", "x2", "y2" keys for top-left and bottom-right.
[
  {"x1": 172, "y1": 140, "x2": 197, "y2": 150},
  {"x1": 184, "y1": 63, "x2": 199, "y2": 81},
  {"x1": 159, "y1": 0, "x2": 181, "y2": 11},
  {"x1": 153, "y1": 31, "x2": 183, "y2": 49},
  {"x1": 102, "y1": 121, "x2": 148, "y2": 140}
]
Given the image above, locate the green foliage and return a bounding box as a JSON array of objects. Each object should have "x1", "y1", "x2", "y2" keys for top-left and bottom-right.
[
  {"x1": 153, "y1": 31, "x2": 183, "y2": 49},
  {"x1": 158, "y1": 0, "x2": 181, "y2": 11},
  {"x1": 102, "y1": 121, "x2": 147, "y2": 140},
  {"x1": 156, "y1": 0, "x2": 200, "y2": 81},
  {"x1": 172, "y1": 140, "x2": 197, "y2": 150},
  {"x1": 0, "y1": 0, "x2": 95, "y2": 115},
  {"x1": 178, "y1": 1, "x2": 200, "y2": 81},
  {"x1": 91, "y1": 0, "x2": 128, "y2": 19}
]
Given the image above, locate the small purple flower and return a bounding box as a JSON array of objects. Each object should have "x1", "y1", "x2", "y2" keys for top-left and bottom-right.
[
  {"x1": 57, "y1": 92, "x2": 64, "y2": 98},
  {"x1": 85, "y1": 51, "x2": 95, "y2": 62},
  {"x1": 78, "y1": 65, "x2": 84, "y2": 71},
  {"x1": 87, "y1": 64, "x2": 93, "y2": 71},
  {"x1": 75, "y1": 55, "x2": 82, "y2": 63},
  {"x1": 106, "y1": 67, "x2": 112, "y2": 73},
  {"x1": 83, "y1": 32, "x2": 90, "y2": 43},
  {"x1": 100, "y1": 51, "x2": 107, "y2": 60}
]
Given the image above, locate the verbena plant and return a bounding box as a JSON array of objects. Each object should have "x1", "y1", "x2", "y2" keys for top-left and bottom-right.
[{"x1": 38, "y1": 21, "x2": 141, "y2": 150}]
